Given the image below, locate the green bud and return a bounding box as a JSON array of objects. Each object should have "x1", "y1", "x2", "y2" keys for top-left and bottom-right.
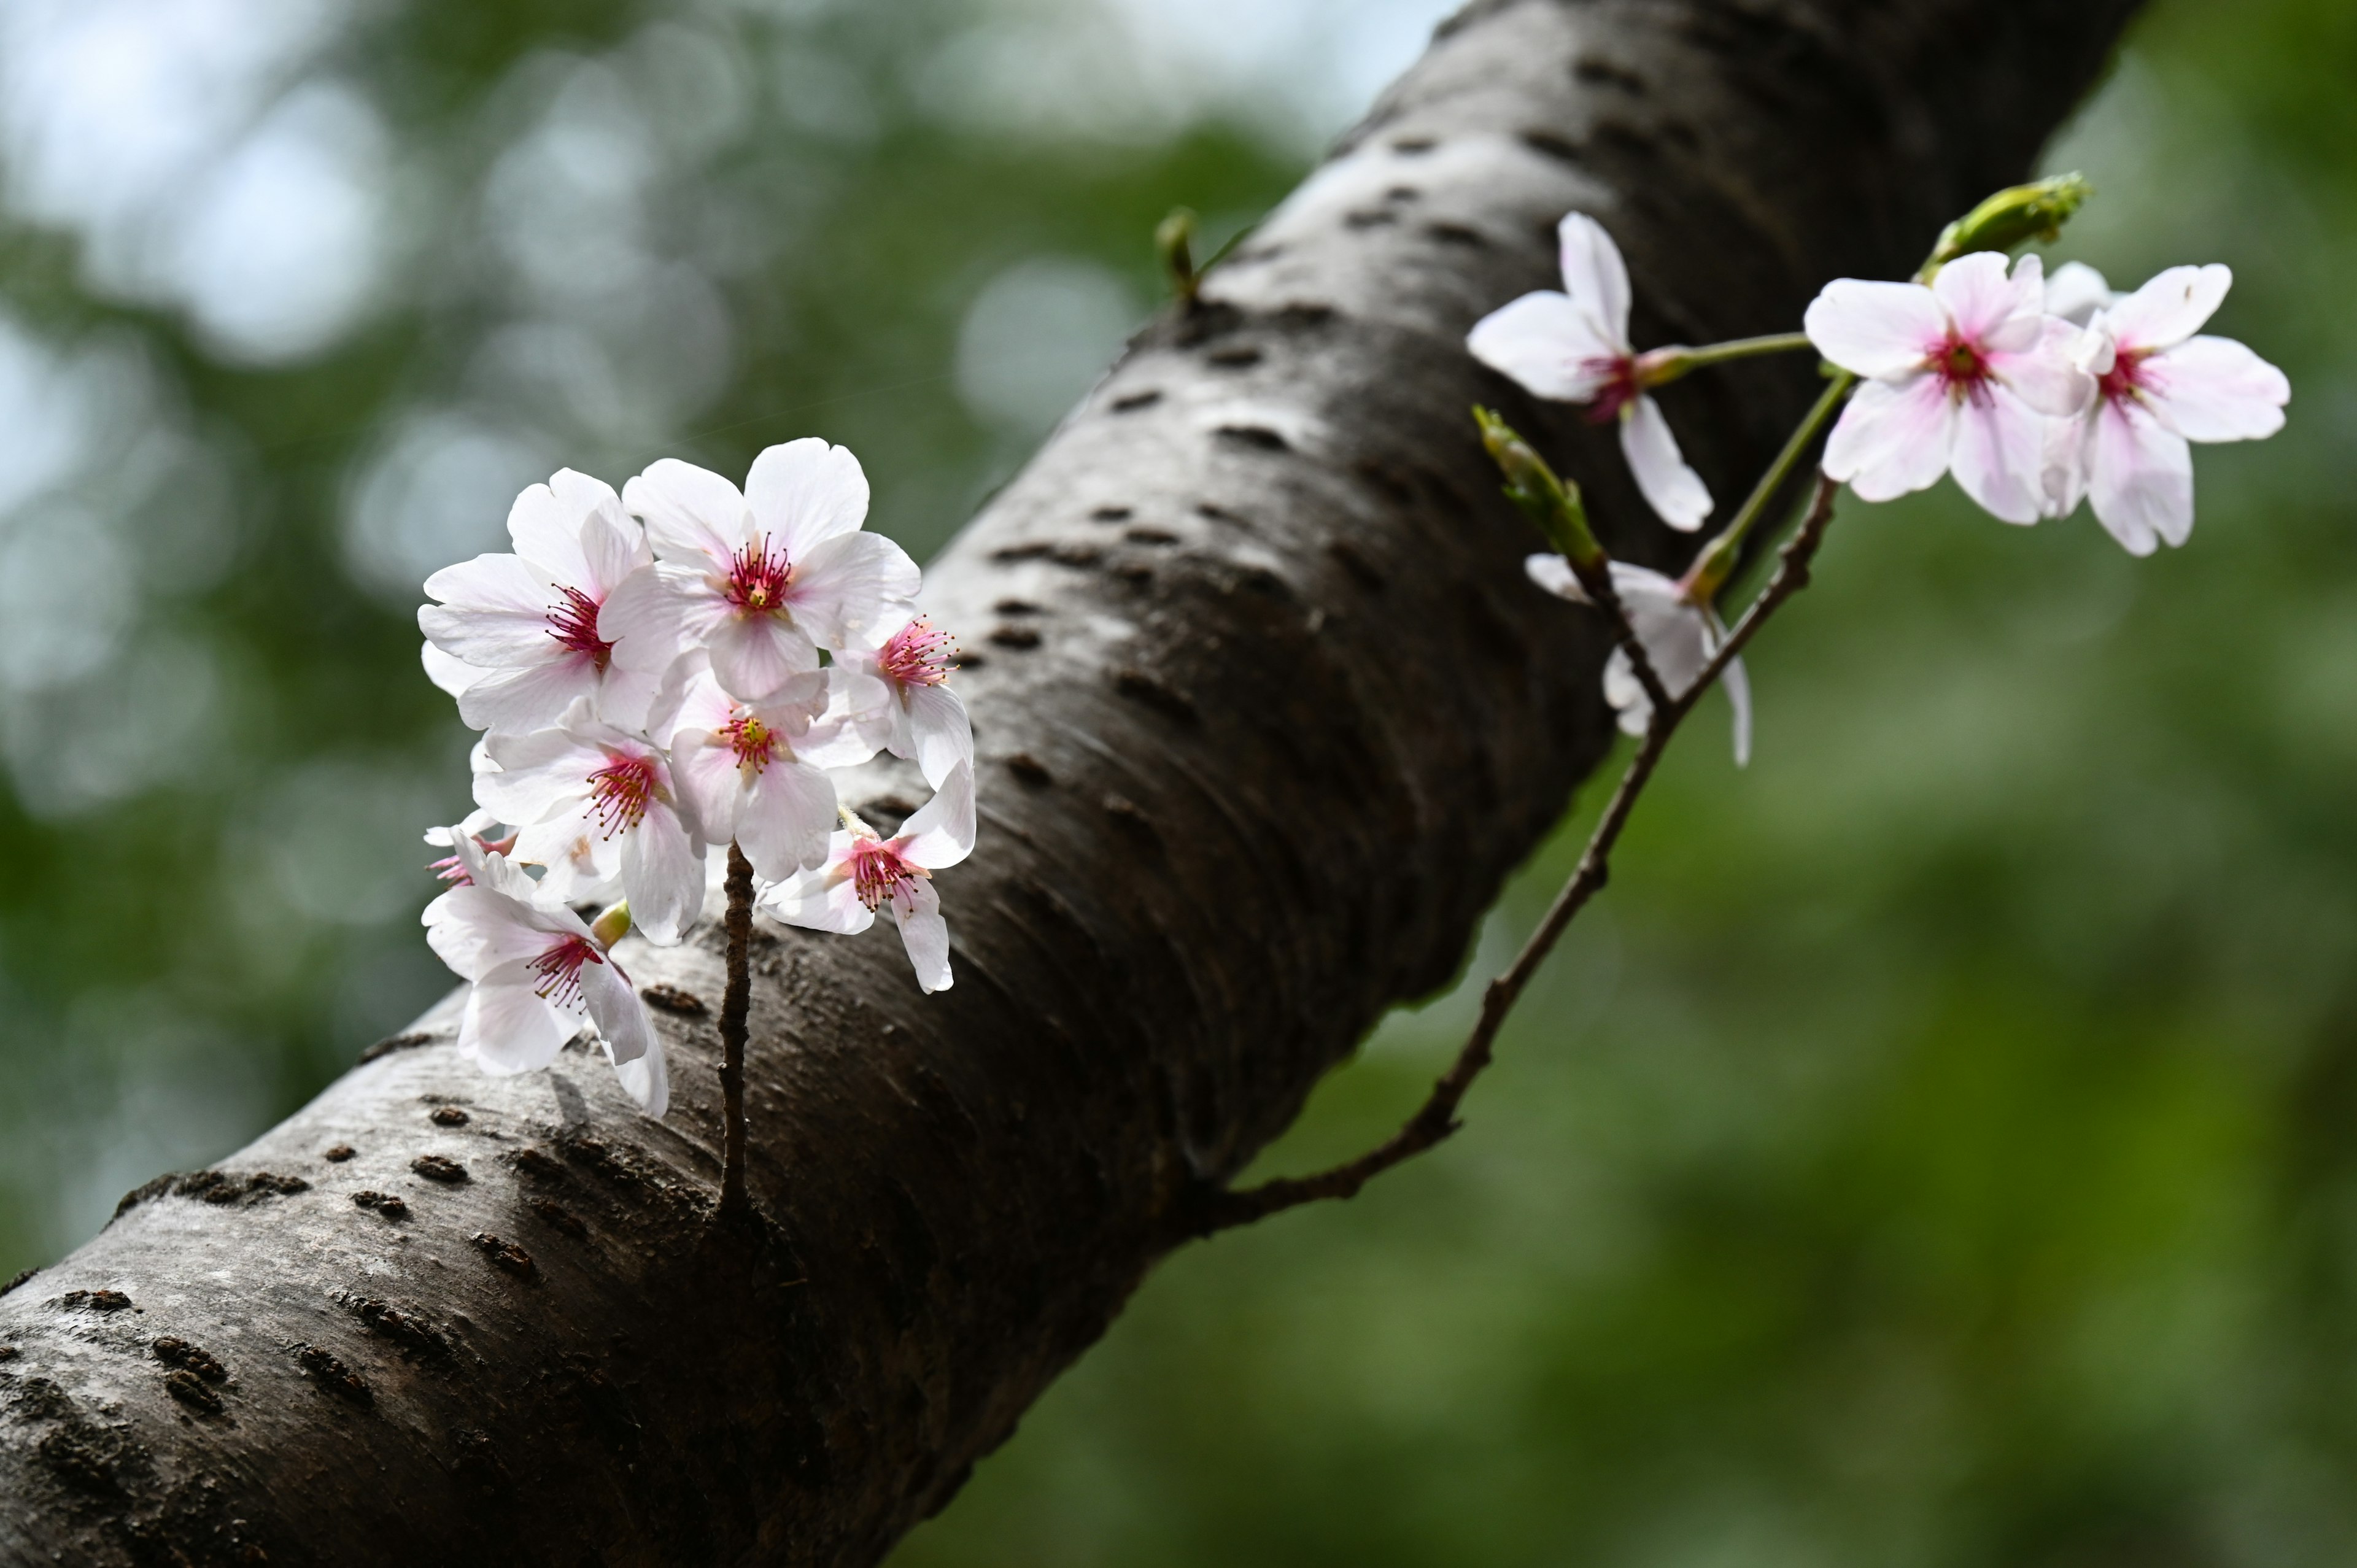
[
  {"x1": 1473, "y1": 407, "x2": 1604, "y2": 570},
  {"x1": 1157, "y1": 206, "x2": 1199, "y2": 304},
  {"x1": 1922, "y1": 172, "x2": 2092, "y2": 279},
  {"x1": 589, "y1": 901, "x2": 632, "y2": 951}
]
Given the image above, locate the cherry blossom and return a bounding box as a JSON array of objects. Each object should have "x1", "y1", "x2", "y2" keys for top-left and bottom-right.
[
  {"x1": 1467, "y1": 213, "x2": 1713, "y2": 531},
  {"x1": 1525, "y1": 554, "x2": 1751, "y2": 765},
  {"x1": 759, "y1": 761, "x2": 976, "y2": 994},
  {"x1": 424, "y1": 808, "x2": 512, "y2": 886},
  {"x1": 599, "y1": 439, "x2": 921, "y2": 701},
  {"x1": 473, "y1": 701, "x2": 703, "y2": 944},
  {"x1": 422, "y1": 840, "x2": 667, "y2": 1116},
  {"x1": 824, "y1": 614, "x2": 973, "y2": 790},
  {"x1": 1806, "y1": 251, "x2": 2092, "y2": 522},
  {"x1": 419, "y1": 469, "x2": 657, "y2": 733},
  {"x1": 651, "y1": 653, "x2": 856, "y2": 882},
  {"x1": 2037, "y1": 263, "x2": 2290, "y2": 555}
]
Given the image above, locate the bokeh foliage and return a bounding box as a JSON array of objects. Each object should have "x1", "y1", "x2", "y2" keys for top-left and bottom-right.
[{"x1": 4, "y1": 0, "x2": 2355, "y2": 1563}]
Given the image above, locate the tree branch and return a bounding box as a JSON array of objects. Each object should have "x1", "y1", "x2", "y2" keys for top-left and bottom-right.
[{"x1": 0, "y1": 3, "x2": 2142, "y2": 1562}]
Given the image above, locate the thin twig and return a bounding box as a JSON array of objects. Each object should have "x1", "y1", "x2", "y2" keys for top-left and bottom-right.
[
  {"x1": 1568, "y1": 555, "x2": 1674, "y2": 717},
  {"x1": 1183, "y1": 475, "x2": 1844, "y2": 1238},
  {"x1": 718, "y1": 841, "x2": 754, "y2": 1222}
]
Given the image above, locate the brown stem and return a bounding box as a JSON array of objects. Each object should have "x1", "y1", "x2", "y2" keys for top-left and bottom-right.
[
  {"x1": 1187, "y1": 474, "x2": 1843, "y2": 1237},
  {"x1": 719, "y1": 840, "x2": 754, "y2": 1222},
  {"x1": 1568, "y1": 555, "x2": 1675, "y2": 718}
]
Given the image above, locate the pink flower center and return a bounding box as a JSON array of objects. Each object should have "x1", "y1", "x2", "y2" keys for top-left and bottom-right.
[
  {"x1": 719, "y1": 713, "x2": 776, "y2": 774},
  {"x1": 2096, "y1": 345, "x2": 2153, "y2": 406},
  {"x1": 878, "y1": 616, "x2": 954, "y2": 689},
  {"x1": 1929, "y1": 331, "x2": 1994, "y2": 403},
  {"x1": 546, "y1": 585, "x2": 614, "y2": 672},
  {"x1": 1580, "y1": 354, "x2": 1643, "y2": 423},
  {"x1": 430, "y1": 831, "x2": 517, "y2": 886},
  {"x1": 846, "y1": 834, "x2": 927, "y2": 911},
  {"x1": 587, "y1": 753, "x2": 658, "y2": 838},
  {"x1": 726, "y1": 535, "x2": 794, "y2": 617},
  {"x1": 529, "y1": 935, "x2": 605, "y2": 1008}
]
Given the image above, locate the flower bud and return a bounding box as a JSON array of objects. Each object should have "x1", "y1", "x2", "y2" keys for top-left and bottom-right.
[
  {"x1": 1158, "y1": 207, "x2": 1199, "y2": 304},
  {"x1": 1922, "y1": 172, "x2": 2092, "y2": 279},
  {"x1": 1473, "y1": 407, "x2": 1606, "y2": 570},
  {"x1": 589, "y1": 900, "x2": 632, "y2": 951}
]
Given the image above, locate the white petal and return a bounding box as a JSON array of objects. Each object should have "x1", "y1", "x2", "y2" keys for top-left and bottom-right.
[
  {"x1": 2101, "y1": 264, "x2": 2231, "y2": 354},
  {"x1": 621, "y1": 806, "x2": 703, "y2": 945},
  {"x1": 759, "y1": 857, "x2": 871, "y2": 934},
  {"x1": 420, "y1": 555, "x2": 559, "y2": 665},
  {"x1": 1948, "y1": 387, "x2": 2048, "y2": 523},
  {"x1": 1719, "y1": 648, "x2": 1752, "y2": 768},
  {"x1": 2038, "y1": 413, "x2": 2096, "y2": 519},
  {"x1": 505, "y1": 479, "x2": 594, "y2": 587},
  {"x1": 581, "y1": 957, "x2": 654, "y2": 1068},
  {"x1": 1555, "y1": 213, "x2": 1632, "y2": 348},
  {"x1": 457, "y1": 657, "x2": 602, "y2": 736},
  {"x1": 1932, "y1": 250, "x2": 2038, "y2": 347},
  {"x1": 422, "y1": 641, "x2": 484, "y2": 698},
  {"x1": 1988, "y1": 317, "x2": 2094, "y2": 417},
  {"x1": 1523, "y1": 552, "x2": 1587, "y2": 603},
  {"x1": 459, "y1": 961, "x2": 573, "y2": 1075},
  {"x1": 783, "y1": 531, "x2": 922, "y2": 652},
  {"x1": 745, "y1": 439, "x2": 870, "y2": 561},
  {"x1": 901, "y1": 684, "x2": 974, "y2": 790},
  {"x1": 2044, "y1": 261, "x2": 2115, "y2": 328},
  {"x1": 894, "y1": 760, "x2": 975, "y2": 870},
  {"x1": 1619, "y1": 395, "x2": 1713, "y2": 530},
  {"x1": 598, "y1": 562, "x2": 720, "y2": 676},
  {"x1": 1600, "y1": 647, "x2": 1651, "y2": 735},
  {"x1": 738, "y1": 760, "x2": 839, "y2": 879},
  {"x1": 593, "y1": 662, "x2": 660, "y2": 734},
  {"x1": 475, "y1": 727, "x2": 605, "y2": 826},
  {"x1": 891, "y1": 879, "x2": 953, "y2": 994},
  {"x1": 670, "y1": 732, "x2": 742, "y2": 846},
  {"x1": 1465, "y1": 292, "x2": 1618, "y2": 403},
  {"x1": 708, "y1": 612, "x2": 818, "y2": 700},
  {"x1": 2088, "y1": 398, "x2": 2194, "y2": 554},
  {"x1": 797, "y1": 668, "x2": 895, "y2": 769},
  {"x1": 1822, "y1": 375, "x2": 1954, "y2": 501},
  {"x1": 608, "y1": 1035, "x2": 669, "y2": 1119},
  {"x1": 1803, "y1": 279, "x2": 1946, "y2": 378},
  {"x1": 569, "y1": 478, "x2": 650, "y2": 598},
  {"x1": 2139, "y1": 335, "x2": 2289, "y2": 443},
  {"x1": 624, "y1": 458, "x2": 749, "y2": 568}
]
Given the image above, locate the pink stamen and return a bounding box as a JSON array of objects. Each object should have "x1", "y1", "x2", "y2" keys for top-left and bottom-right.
[
  {"x1": 726, "y1": 535, "x2": 794, "y2": 617},
  {"x1": 846, "y1": 834, "x2": 927, "y2": 911},
  {"x1": 2096, "y1": 346, "x2": 2152, "y2": 407},
  {"x1": 719, "y1": 713, "x2": 776, "y2": 774},
  {"x1": 430, "y1": 832, "x2": 517, "y2": 886},
  {"x1": 546, "y1": 585, "x2": 614, "y2": 671},
  {"x1": 878, "y1": 616, "x2": 955, "y2": 689},
  {"x1": 1929, "y1": 331, "x2": 1995, "y2": 404},
  {"x1": 1580, "y1": 354, "x2": 1643, "y2": 423},
  {"x1": 587, "y1": 753, "x2": 657, "y2": 838},
  {"x1": 528, "y1": 935, "x2": 604, "y2": 1008}
]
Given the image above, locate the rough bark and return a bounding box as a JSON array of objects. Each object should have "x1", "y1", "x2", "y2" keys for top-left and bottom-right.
[{"x1": 0, "y1": 2, "x2": 2138, "y2": 1561}]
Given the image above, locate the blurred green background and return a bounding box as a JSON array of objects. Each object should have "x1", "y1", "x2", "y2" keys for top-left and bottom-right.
[{"x1": 1, "y1": 0, "x2": 2351, "y2": 1561}]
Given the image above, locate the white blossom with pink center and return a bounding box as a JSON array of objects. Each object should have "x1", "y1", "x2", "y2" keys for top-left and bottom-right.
[
  {"x1": 474, "y1": 701, "x2": 704, "y2": 945},
  {"x1": 422, "y1": 838, "x2": 667, "y2": 1116},
  {"x1": 1526, "y1": 554, "x2": 1752, "y2": 765},
  {"x1": 598, "y1": 439, "x2": 921, "y2": 701},
  {"x1": 419, "y1": 469, "x2": 657, "y2": 734},
  {"x1": 1467, "y1": 212, "x2": 1714, "y2": 531},
  {"x1": 2037, "y1": 263, "x2": 2289, "y2": 555},
  {"x1": 424, "y1": 808, "x2": 513, "y2": 887},
  {"x1": 825, "y1": 613, "x2": 973, "y2": 790},
  {"x1": 1806, "y1": 251, "x2": 2093, "y2": 523},
  {"x1": 651, "y1": 652, "x2": 863, "y2": 882},
  {"x1": 758, "y1": 761, "x2": 976, "y2": 994}
]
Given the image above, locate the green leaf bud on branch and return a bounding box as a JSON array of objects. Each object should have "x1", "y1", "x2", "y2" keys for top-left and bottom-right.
[{"x1": 1922, "y1": 172, "x2": 2092, "y2": 279}]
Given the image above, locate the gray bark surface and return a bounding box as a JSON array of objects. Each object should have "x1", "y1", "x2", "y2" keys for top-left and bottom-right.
[{"x1": 0, "y1": 2, "x2": 2138, "y2": 1561}]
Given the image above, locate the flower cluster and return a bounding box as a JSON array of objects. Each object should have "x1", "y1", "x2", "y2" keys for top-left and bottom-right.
[
  {"x1": 1471, "y1": 203, "x2": 2288, "y2": 752},
  {"x1": 416, "y1": 439, "x2": 977, "y2": 1116},
  {"x1": 1806, "y1": 252, "x2": 2287, "y2": 550}
]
